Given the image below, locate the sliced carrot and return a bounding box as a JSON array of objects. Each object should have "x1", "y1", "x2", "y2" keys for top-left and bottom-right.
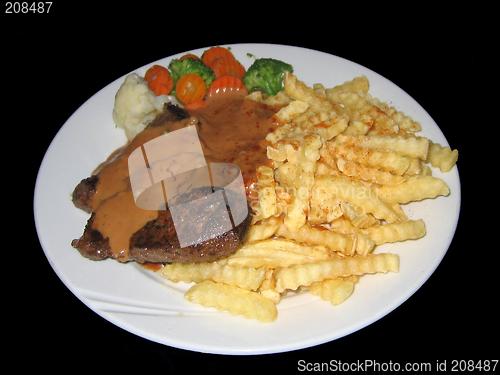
[
  {"x1": 179, "y1": 53, "x2": 200, "y2": 61},
  {"x1": 202, "y1": 46, "x2": 235, "y2": 67},
  {"x1": 210, "y1": 57, "x2": 246, "y2": 79},
  {"x1": 208, "y1": 75, "x2": 247, "y2": 98},
  {"x1": 176, "y1": 73, "x2": 207, "y2": 105},
  {"x1": 144, "y1": 65, "x2": 173, "y2": 95}
]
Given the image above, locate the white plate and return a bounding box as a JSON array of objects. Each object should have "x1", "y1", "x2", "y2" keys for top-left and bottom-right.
[{"x1": 34, "y1": 44, "x2": 460, "y2": 355}]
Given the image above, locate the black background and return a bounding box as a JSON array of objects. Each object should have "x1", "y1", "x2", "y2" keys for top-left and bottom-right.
[{"x1": 3, "y1": 1, "x2": 494, "y2": 372}]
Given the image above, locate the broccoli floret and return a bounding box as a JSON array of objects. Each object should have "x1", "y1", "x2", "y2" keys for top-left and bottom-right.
[
  {"x1": 168, "y1": 58, "x2": 215, "y2": 88},
  {"x1": 243, "y1": 58, "x2": 293, "y2": 96}
]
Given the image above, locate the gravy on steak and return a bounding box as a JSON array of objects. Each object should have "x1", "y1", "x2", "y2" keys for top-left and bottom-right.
[{"x1": 85, "y1": 94, "x2": 278, "y2": 262}]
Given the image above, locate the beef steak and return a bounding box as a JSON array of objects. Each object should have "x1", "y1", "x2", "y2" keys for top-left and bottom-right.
[{"x1": 71, "y1": 104, "x2": 250, "y2": 263}]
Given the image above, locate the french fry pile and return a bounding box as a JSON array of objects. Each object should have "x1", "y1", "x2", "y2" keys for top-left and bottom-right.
[{"x1": 160, "y1": 73, "x2": 459, "y2": 322}]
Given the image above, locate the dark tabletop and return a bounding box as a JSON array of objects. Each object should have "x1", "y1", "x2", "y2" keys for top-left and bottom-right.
[{"x1": 3, "y1": 2, "x2": 492, "y2": 372}]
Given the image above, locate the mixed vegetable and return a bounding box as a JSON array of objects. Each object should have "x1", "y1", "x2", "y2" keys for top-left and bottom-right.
[
  {"x1": 243, "y1": 58, "x2": 293, "y2": 96},
  {"x1": 143, "y1": 46, "x2": 293, "y2": 108},
  {"x1": 169, "y1": 58, "x2": 215, "y2": 90}
]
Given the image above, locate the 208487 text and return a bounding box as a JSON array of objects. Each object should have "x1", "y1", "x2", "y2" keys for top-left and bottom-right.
[{"x1": 4, "y1": 2, "x2": 52, "y2": 14}]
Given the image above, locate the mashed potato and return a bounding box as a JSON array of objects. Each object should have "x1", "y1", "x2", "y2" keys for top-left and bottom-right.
[{"x1": 113, "y1": 73, "x2": 176, "y2": 140}]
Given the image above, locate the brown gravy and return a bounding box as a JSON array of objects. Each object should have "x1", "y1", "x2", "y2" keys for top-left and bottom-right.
[
  {"x1": 91, "y1": 94, "x2": 277, "y2": 261},
  {"x1": 192, "y1": 94, "x2": 278, "y2": 187}
]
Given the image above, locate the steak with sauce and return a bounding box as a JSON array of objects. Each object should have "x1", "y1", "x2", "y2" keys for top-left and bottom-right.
[
  {"x1": 72, "y1": 188, "x2": 250, "y2": 263},
  {"x1": 71, "y1": 104, "x2": 251, "y2": 263},
  {"x1": 72, "y1": 104, "x2": 189, "y2": 213}
]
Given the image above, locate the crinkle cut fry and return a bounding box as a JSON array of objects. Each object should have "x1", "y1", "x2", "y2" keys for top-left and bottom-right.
[
  {"x1": 293, "y1": 110, "x2": 348, "y2": 141},
  {"x1": 309, "y1": 277, "x2": 358, "y2": 305},
  {"x1": 336, "y1": 134, "x2": 429, "y2": 160},
  {"x1": 275, "y1": 253, "x2": 399, "y2": 292},
  {"x1": 275, "y1": 100, "x2": 309, "y2": 123},
  {"x1": 375, "y1": 176, "x2": 450, "y2": 204},
  {"x1": 339, "y1": 201, "x2": 380, "y2": 229},
  {"x1": 330, "y1": 217, "x2": 359, "y2": 235},
  {"x1": 326, "y1": 76, "x2": 370, "y2": 97},
  {"x1": 312, "y1": 175, "x2": 401, "y2": 223},
  {"x1": 185, "y1": 281, "x2": 277, "y2": 322},
  {"x1": 336, "y1": 158, "x2": 406, "y2": 185},
  {"x1": 245, "y1": 216, "x2": 281, "y2": 242},
  {"x1": 362, "y1": 219, "x2": 426, "y2": 245},
  {"x1": 267, "y1": 110, "x2": 347, "y2": 145},
  {"x1": 342, "y1": 120, "x2": 371, "y2": 136},
  {"x1": 326, "y1": 83, "x2": 421, "y2": 134},
  {"x1": 369, "y1": 96, "x2": 422, "y2": 132},
  {"x1": 160, "y1": 262, "x2": 266, "y2": 291},
  {"x1": 404, "y1": 157, "x2": 423, "y2": 176},
  {"x1": 323, "y1": 140, "x2": 411, "y2": 175},
  {"x1": 256, "y1": 165, "x2": 278, "y2": 219},
  {"x1": 258, "y1": 269, "x2": 281, "y2": 304},
  {"x1": 281, "y1": 135, "x2": 322, "y2": 231},
  {"x1": 284, "y1": 72, "x2": 337, "y2": 112},
  {"x1": 426, "y1": 141, "x2": 459, "y2": 172},
  {"x1": 326, "y1": 90, "x2": 399, "y2": 135},
  {"x1": 308, "y1": 190, "x2": 343, "y2": 224},
  {"x1": 227, "y1": 238, "x2": 332, "y2": 268},
  {"x1": 276, "y1": 223, "x2": 374, "y2": 256}
]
